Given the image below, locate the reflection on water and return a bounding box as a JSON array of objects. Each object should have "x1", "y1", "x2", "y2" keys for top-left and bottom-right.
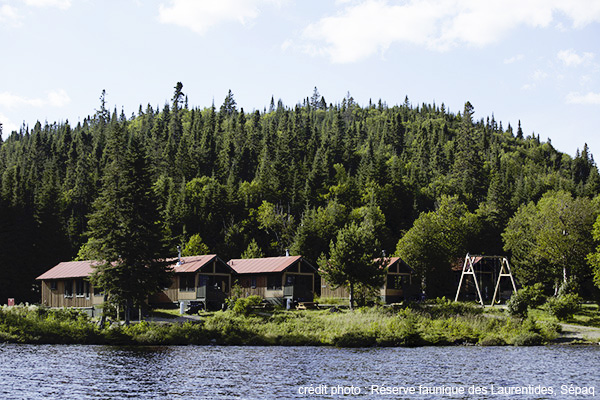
[{"x1": 0, "y1": 344, "x2": 598, "y2": 399}]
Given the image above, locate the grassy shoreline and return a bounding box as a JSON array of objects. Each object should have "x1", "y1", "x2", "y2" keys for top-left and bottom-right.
[{"x1": 0, "y1": 301, "x2": 564, "y2": 347}]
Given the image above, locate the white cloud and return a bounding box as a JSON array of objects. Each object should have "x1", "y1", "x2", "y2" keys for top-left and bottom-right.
[
  {"x1": 21, "y1": 0, "x2": 71, "y2": 9},
  {"x1": 0, "y1": 4, "x2": 22, "y2": 27},
  {"x1": 532, "y1": 69, "x2": 549, "y2": 81},
  {"x1": 557, "y1": 49, "x2": 595, "y2": 67},
  {"x1": 46, "y1": 89, "x2": 70, "y2": 107},
  {"x1": 566, "y1": 92, "x2": 600, "y2": 105},
  {"x1": 0, "y1": 89, "x2": 71, "y2": 109},
  {"x1": 0, "y1": 112, "x2": 19, "y2": 136},
  {"x1": 504, "y1": 54, "x2": 524, "y2": 64},
  {"x1": 158, "y1": 0, "x2": 283, "y2": 34},
  {"x1": 302, "y1": 0, "x2": 600, "y2": 63},
  {"x1": 1, "y1": 0, "x2": 70, "y2": 28}
]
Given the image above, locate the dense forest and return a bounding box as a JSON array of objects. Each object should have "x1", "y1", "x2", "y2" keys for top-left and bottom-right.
[{"x1": 2, "y1": 83, "x2": 600, "y2": 303}]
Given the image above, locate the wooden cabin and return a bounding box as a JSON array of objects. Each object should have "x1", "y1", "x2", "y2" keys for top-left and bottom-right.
[
  {"x1": 36, "y1": 261, "x2": 104, "y2": 313},
  {"x1": 150, "y1": 255, "x2": 234, "y2": 310},
  {"x1": 320, "y1": 257, "x2": 418, "y2": 303},
  {"x1": 228, "y1": 256, "x2": 317, "y2": 305}
]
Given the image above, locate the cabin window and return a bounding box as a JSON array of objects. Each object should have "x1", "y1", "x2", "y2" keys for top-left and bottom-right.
[
  {"x1": 251, "y1": 277, "x2": 256, "y2": 289},
  {"x1": 267, "y1": 274, "x2": 282, "y2": 290},
  {"x1": 50, "y1": 281, "x2": 57, "y2": 291},
  {"x1": 64, "y1": 280, "x2": 73, "y2": 297},
  {"x1": 75, "y1": 279, "x2": 86, "y2": 297},
  {"x1": 179, "y1": 274, "x2": 196, "y2": 291},
  {"x1": 93, "y1": 286, "x2": 104, "y2": 296}
]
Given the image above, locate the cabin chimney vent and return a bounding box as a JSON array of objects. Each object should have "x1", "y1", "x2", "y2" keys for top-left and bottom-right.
[
  {"x1": 177, "y1": 245, "x2": 183, "y2": 265},
  {"x1": 285, "y1": 249, "x2": 290, "y2": 257}
]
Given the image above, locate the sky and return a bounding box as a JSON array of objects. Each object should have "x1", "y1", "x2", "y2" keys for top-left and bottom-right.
[{"x1": 1, "y1": 0, "x2": 600, "y2": 158}]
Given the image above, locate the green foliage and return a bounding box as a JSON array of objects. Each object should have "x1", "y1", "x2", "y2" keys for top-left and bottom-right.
[
  {"x1": 503, "y1": 191, "x2": 597, "y2": 289},
  {"x1": 241, "y1": 239, "x2": 264, "y2": 259},
  {"x1": 506, "y1": 284, "x2": 548, "y2": 318},
  {"x1": 557, "y1": 278, "x2": 580, "y2": 297},
  {"x1": 319, "y1": 222, "x2": 386, "y2": 309},
  {"x1": 520, "y1": 283, "x2": 548, "y2": 308},
  {"x1": 182, "y1": 233, "x2": 210, "y2": 256},
  {"x1": 0, "y1": 304, "x2": 560, "y2": 347},
  {"x1": 404, "y1": 298, "x2": 483, "y2": 318},
  {"x1": 544, "y1": 293, "x2": 582, "y2": 321},
  {"x1": 224, "y1": 283, "x2": 244, "y2": 309},
  {"x1": 587, "y1": 213, "x2": 600, "y2": 291},
  {"x1": 256, "y1": 201, "x2": 295, "y2": 255},
  {"x1": 511, "y1": 332, "x2": 544, "y2": 346},
  {"x1": 290, "y1": 201, "x2": 348, "y2": 265},
  {"x1": 231, "y1": 295, "x2": 263, "y2": 316},
  {"x1": 506, "y1": 290, "x2": 531, "y2": 318},
  {"x1": 0, "y1": 85, "x2": 598, "y2": 303},
  {"x1": 395, "y1": 195, "x2": 472, "y2": 297},
  {"x1": 82, "y1": 122, "x2": 170, "y2": 321}
]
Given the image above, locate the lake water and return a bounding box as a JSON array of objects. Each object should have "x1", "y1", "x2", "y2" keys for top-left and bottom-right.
[{"x1": 0, "y1": 344, "x2": 598, "y2": 399}]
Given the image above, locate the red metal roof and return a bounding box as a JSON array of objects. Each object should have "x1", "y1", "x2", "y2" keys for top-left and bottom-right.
[
  {"x1": 168, "y1": 255, "x2": 218, "y2": 273},
  {"x1": 228, "y1": 256, "x2": 302, "y2": 274},
  {"x1": 36, "y1": 260, "x2": 96, "y2": 280},
  {"x1": 37, "y1": 255, "x2": 224, "y2": 280},
  {"x1": 386, "y1": 257, "x2": 413, "y2": 272}
]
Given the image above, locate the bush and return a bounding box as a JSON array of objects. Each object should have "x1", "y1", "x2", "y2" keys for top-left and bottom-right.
[
  {"x1": 225, "y1": 283, "x2": 244, "y2": 309},
  {"x1": 506, "y1": 290, "x2": 529, "y2": 318},
  {"x1": 512, "y1": 332, "x2": 544, "y2": 346},
  {"x1": 333, "y1": 330, "x2": 377, "y2": 347},
  {"x1": 479, "y1": 334, "x2": 506, "y2": 346},
  {"x1": 232, "y1": 295, "x2": 263, "y2": 316},
  {"x1": 557, "y1": 278, "x2": 580, "y2": 297},
  {"x1": 520, "y1": 283, "x2": 547, "y2": 308},
  {"x1": 428, "y1": 297, "x2": 483, "y2": 317},
  {"x1": 545, "y1": 293, "x2": 581, "y2": 321}
]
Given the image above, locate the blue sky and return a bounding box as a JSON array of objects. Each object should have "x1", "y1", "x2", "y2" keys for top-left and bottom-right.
[{"x1": 1, "y1": 0, "x2": 600, "y2": 158}]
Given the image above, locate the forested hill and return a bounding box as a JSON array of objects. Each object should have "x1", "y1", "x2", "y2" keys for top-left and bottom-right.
[{"x1": 1, "y1": 84, "x2": 599, "y2": 302}]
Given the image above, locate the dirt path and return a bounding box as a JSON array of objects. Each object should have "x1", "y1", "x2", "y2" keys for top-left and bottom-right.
[{"x1": 556, "y1": 323, "x2": 600, "y2": 343}]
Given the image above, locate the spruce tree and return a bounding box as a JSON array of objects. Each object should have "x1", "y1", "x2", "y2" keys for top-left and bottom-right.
[{"x1": 84, "y1": 121, "x2": 170, "y2": 324}]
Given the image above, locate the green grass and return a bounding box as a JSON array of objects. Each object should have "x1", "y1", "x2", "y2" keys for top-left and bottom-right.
[
  {"x1": 0, "y1": 301, "x2": 561, "y2": 347},
  {"x1": 149, "y1": 308, "x2": 183, "y2": 319},
  {"x1": 526, "y1": 303, "x2": 600, "y2": 327}
]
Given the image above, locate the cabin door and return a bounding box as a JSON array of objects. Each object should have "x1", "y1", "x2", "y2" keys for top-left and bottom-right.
[{"x1": 197, "y1": 275, "x2": 207, "y2": 299}]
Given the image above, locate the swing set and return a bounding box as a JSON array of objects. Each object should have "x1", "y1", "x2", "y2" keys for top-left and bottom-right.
[{"x1": 454, "y1": 253, "x2": 517, "y2": 306}]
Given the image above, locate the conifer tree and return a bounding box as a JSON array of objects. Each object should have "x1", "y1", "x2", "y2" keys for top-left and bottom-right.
[{"x1": 84, "y1": 121, "x2": 170, "y2": 324}]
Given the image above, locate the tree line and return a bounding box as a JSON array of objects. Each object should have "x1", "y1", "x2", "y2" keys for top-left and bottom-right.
[{"x1": 2, "y1": 83, "x2": 600, "y2": 305}]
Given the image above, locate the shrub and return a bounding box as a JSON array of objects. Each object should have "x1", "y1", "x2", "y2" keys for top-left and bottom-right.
[
  {"x1": 479, "y1": 335, "x2": 506, "y2": 346},
  {"x1": 557, "y1": 278, "x2": 580, "y2": 297},
  {"x1": 429, "y1": 298, "x2": 483, "y2": 317},
  {"x1": 520, "y1": 283, "x2": 547, "y2": 308},
  {"x1": 333, "y1": 330, "x2": 376, "y2": 347},
  {"x1": 506, "y1": 290, "x2": 530, "y2": 318},
  {"x1": 545, "y1": 293, "x2": 581, "y2": 321},
  {"x1": 225, "y1": 283, "x2": 244, "y2": 309},
  {"x1": 512, "y1": 332, "x2": 544, "y2": 346},
  {"x1": 232, "y1": 295, "x2": 263, "y2": 316}
]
